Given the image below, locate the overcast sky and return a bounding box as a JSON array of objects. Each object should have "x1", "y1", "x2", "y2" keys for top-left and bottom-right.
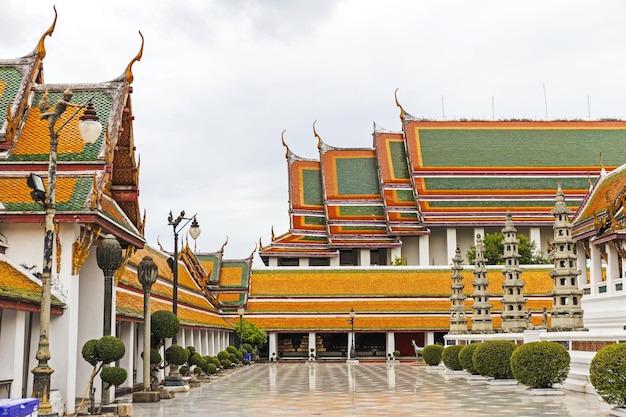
[{"x1": 4, "y1": 1, "x2": 626, "y2": 265}]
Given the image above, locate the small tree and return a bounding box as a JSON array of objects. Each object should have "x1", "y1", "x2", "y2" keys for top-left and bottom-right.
[
  {"x1": 459, "y1": 343, "x2": 482, "y2": 375},
  {"x1": 165, "y1": 344, "x2": 189, "y2": 370},
  {"x1": 466, "y1": 232, "x2": 549, "y2": 265},
  {"x1": 422, "y1": 344, "x2": 444, "y2": 366},
  {"x1": 473, "y1": 340, "x2": 517, "y2": 379},
  {"x1": 511, "y1": 341, "x2": 570, "y2": 388},
  {"x1": 234, "y1": 319, "x2": 268, "y2": 357},
  {"x1": 442, "y1": 345, "x2": 464, "y2": 370},
  {"x1": 590, "y1": 342, "x2": 626, "y2": 407},
  {"x1": 80, "y1": 336, "x2": 126, "y2": 415}
]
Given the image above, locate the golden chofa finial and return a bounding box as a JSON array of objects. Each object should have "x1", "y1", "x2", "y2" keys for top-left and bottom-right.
[
  {"x1": 281, "y1": 130, "x2": 289, "y2": 158},
  {"x1": 125, "y1": 31, "x2": 144, "y2": 84},
  {"x1": 313, "y1": 120, "x2": 322, "y2": 150},
  {"x1": 37, "y1": 6, "x2": 57, "y2": 59},
  {"x1": 394, "y1": 88, "x2": 405, "y2": 122}
]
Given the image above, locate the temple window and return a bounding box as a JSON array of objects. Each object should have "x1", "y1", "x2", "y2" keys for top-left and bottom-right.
[{"x1": 278, "y1": 257, "x2": 299, "y2": 267}]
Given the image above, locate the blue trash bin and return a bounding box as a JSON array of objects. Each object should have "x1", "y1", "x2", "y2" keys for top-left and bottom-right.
[
  {"x1": 244, "y1": 353, "x2": 252, "y2": 361},
  {"x1": 0, "y1": 398, "x2": 39, "y2": 417}
]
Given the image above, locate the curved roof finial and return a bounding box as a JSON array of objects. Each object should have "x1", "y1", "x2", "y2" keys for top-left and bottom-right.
[
  {"x1": 125, "y1": 30, "x2": 144, "y2": 84},
  {"x1": 271, "y1": 226, "x2": 275, "y2": 241},
  {"x1": 599, "y1": 152, "x2": 607, "y2": 177},
  {"x1": 313, "y1": 120, "x2": 322, "y2": 150},
  {"x1": 249, "y1": 242, "x2": 257, "y2": 259},
  {"x1": 37, "y1": 6, "x2": 57, "y2": 59},
  {"x1": 259, "y1": 236, "x2": 263, "y2": 249},
  {"x1": 220, "y1": 236, "x2": 229, "y2": 253},
  {"x1": 281, "y1": 130, "x2": 289, "y2": 158},
  {"x1": 394, "y1": 88, "x2": 405, "y2": 122}
]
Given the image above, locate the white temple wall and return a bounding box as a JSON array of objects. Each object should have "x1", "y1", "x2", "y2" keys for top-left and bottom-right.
[
  {"x1": 429, "y1": 228, "x2": 447, "y2": 266},
  {"x1": 401, "y1": 237, "x2": 420, "y2": 266}
]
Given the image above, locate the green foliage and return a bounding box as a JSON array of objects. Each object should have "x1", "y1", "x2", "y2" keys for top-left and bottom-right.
[
  {"x1": 151, "y1": 310, "x2": 180, "y2": 340},
  {"x1": 228, "y1": 352, "x2": 238, "y2": 364},
  {"x1": 393, "y1": 350, "x2": 400, "y2": 357},
  {"x1": 242, "y1": 343, "x2": 254, "y2": 354},
  {"x1": 391, "y1": 255, "x2": 407, "y2": 266},
  {"x1": 242, "y1": 359, "x2": 250, "y2": 365},
  {"x1": 179, "y1": 365, "x2": 189, "y2": 375},
  {"x1": 100, "y1": 366, "x2": 127, "y2": 387},
  {"x1": 206, "y1": 363, "x2": 217, "y2": 374},
  {"x1": 188, "y1": 352, "x2": 202, "y2": 366},
  {"x1": 510, "y1": 341, "x2": 570, "y2": 388},
  {"x1": 590, "y1": 342, "x2": 626, "y2": 406},
  {"x1": 473, "y1": 340, "x2": 517, "y2": 379},
  {"x1": 466, "y1": 233, "x2": 549, "y2": 265},
  {"x1": 459, "y1": 343, "x2": 482, "y2": 375},
  {"x1": 442, "y1": 345, "x2": 464, "y2": 370},
  {"x1": 186, "y1": 346, "x2": 196, "y2": 354},
  {"x1": 81, "y1": 339, "x2": 99, "y2": 366},
  {"x1": 165, "y1": 344, "x2": 189, "y2": 366},
  {"x1": 149, "y1": 348, "x2": 162, "y2": 364},
  {"x1": 95, "y1": 336, "x2": 126, "y2": 364},
  {"x1": 423, "y1": 344, "x2": 445, "y2": 366},
  {"x1": 208, "y1": 356, "x2": 221, "y2": 368},
  {"x1": 226, "y1": 345, "x2": 238, "y2": 354},
  {"x1": 217, "y1": 350, "x2": 229, "y2": 361},
  {"x1": 234, "y1": 319, "x2": 268, "y2": 348},
  {"x1": 199, "y1": 359, "x2": 208, "y2": 372}
]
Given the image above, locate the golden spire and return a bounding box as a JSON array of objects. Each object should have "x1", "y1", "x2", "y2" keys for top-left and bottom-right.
[
  {"x1": 394, "y1": 88, "x2": 405, "y2": 122},
  {"x1": 36, "y1": 6, "x2": 57, "y2": 59},
  {"x1": 271, "y1": 226, "x2": 275, "y2": 241},
  {"x1": 125, "y1": 31, "x2": 144, "y2": 84},
  {"x1": 281, "y1": 130, "x2": 289, "y2": 158},
  {"x1": 220, "y1": 236, "x2": 229, "y2": 253},
  {"x1": 313, "y1": 120, "x2": 322, "y2": 150}
]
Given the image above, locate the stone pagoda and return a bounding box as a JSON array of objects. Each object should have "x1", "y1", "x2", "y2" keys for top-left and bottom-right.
[
  {"x1": 500, "y1": 212, "x2": 528, "y2": 332},
  {"x1": 471, "y1": 234, "x2": 493, "y2": 333},
  {"x1": 449, "y1": 248, "x2": 468, "y2": 334},
  {"x1": 549, "y1": 184, "x2": 585, "y2": 331}
]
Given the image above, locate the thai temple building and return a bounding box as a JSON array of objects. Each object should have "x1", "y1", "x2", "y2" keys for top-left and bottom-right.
[{"x1": 3, "y1": 9, "x2": 626, "y2": 414}]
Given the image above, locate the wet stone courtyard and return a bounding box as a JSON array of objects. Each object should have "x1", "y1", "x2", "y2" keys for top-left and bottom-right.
[{"x1": 126, "y1": 362, "x2": 612, "y2": 416}]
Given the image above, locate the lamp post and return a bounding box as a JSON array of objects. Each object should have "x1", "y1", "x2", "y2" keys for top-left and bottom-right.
[
  {"x1": 237, "y1": 307, "x2": 245, "y2": 349},
  {"x1": 137, "y1": 256, "x2": 158, "y2": 392},
  {"x1": 96, "y1": 234, "x2": 123, "y2": 337},
  {"x1": 348, "y1": 308, "x2": 356, "y2": 360},
  {"x1": 167, "y1": 211, "x2": 201, "y2": 345},
  {"x1": 29, "y1": 90, "x2": 102, "y2": 415}
]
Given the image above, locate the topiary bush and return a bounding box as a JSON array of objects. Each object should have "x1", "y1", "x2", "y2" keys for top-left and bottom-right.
[
  {"x1": 206, "y1": 363, "x2": 217, "y2": 374},
  {"x1": 590, "y1": 342, "x2": 626, "y2": 406},
  {"x1": 151, "y1": 310, "x2": 180, "y2": 340},
  {"x1": 423, "y1": 344, "x2": 445, "y2": 366},
  {"x1": 442, "y1": 345, "x2": 464, "y2": 370},
  {"x1": 186, "y1": 346, "x2": 196, "y2": 354},
  {"x1": 459, "y1": 343, "x2": 482, "y2": 375},
  {"x1": 100, "y1": 366, "x2": 127, "y2": 387},
  {"x1": 165, "y1": 344, "x2": 189, "y2": 366},
  {"x1": 95, "y1": 335, "x2": 126, "y2": 364},
  {"x1": 217, "y1": 350, "x2": 229, "y2": 361},
  {"x1": 226, "y1": 345, "x2": 238, "y2": 354},
  {"x1": 242, "y1": 343, "x2": 254, "y2": 354},
  {"x1": 511, "y1": 341, "x2": 570, "y2": 388},
  {"x1": 188, "y1": 352, "x2": 202, "y2": 367},
  {"x1": 473, "y1": 340, "x2": 517, "y2": 379}
]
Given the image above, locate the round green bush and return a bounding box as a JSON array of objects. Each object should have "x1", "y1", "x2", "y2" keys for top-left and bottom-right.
[
  {"x1": 179, "y1": 365, "x2": 189, "y2": 375},
  {"x1": 199, "y1": 358, "x2": 208, "y2": 372},
  {"x1": 151, "y1": 310, "x2": 180, "y2": 340},
  {"x1": 100, "y1": 366, "x2": 127, "y2": 386},
  {"x1": 96, "y1": 336, "x2": 125, "y2": 364},
  {"x1": 473, "y1": 340, "x2": 517, "y2": 379},
  {"x1": 208, "y1": 356, "x2": 221, "y2": 368},
  {"x1": 82, "y1": 339, "x2": 99, "y2": 366},
  {"x1": 206, "y1": 363, "x2": 217, "y2": 374},
  {"x1": 511, "y1": 341, "x2": 570, "y2": 388},
  {"x1": 188, "y1": 352, "x2": 202, "y2": 366},
  {"x1": 149, "y1": 348, "x2": 162, "y2": 364},
  {"x1": 242, "y1": 343, "x2": 254, "y2": 354},
  {"x1": 165, "y1": 344, "x2": 189, "y2": 366},
  {"x1": 217, "y1": 350, "x2": 229, "y2": 361},
  {"x1": 242, "y1": 359, "x2": 250, "y2": 365},
  {"x1": 442, "y1": 345, "x2": 464, "y2": 370},
  {"x1": 229, "y1": 353, "x2": 239, "y2": 364},
  {"x1": 236, "y1": 350, "x2": 244, "y2": 361},
  {"x1": 423, "y1": 344, "x2": 445, "y2": 366},
  {"x1": 186, "y1": 346, "x2": 196, "y2": 354},
  {"x1": 226, "y1": 345, "x2": 238, "y2": 354},
  {"x1": 590, "y1": 342, "x2": 626, "y2": 406},
  {"x1": 459, "y1": 343, "x2": 482, "y2": 375}
]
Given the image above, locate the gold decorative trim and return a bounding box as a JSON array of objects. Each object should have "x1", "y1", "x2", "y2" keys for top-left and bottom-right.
[
  {"x1": 5, "y1": 99, "x2": 15, "y2": 142},
  {"x1": 125, "y1": 31, "x2": 144, "y2": 84},
  {"x1": 114, "y1": 245, "x2": 136, "y2": 286},
  {"x1": 394, "y1": 88, "x2": 405, "y2": 121},
  {"x1": 72, "y1": 226, "x2": 101, "y2": 275},
  {"x1": 37, "y1": 6, "x2": 57, "y2": 59},
  {"x1": 313, "y1": 120, "x2": 322, "y2": 150},
  {"x1": 281, "y1": 130, "x2": 289, "y2": 158}
]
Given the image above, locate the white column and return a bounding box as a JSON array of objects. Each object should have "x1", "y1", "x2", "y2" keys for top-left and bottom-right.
[
  {"x1": 347, "y1": 332, "x2": 354, "y2": 359},
  {"x1": 330, "y1": 256, "x2": 340, "y2": 266},
  {"x1": 119, "y1": 322, "x2": 135, "y2": 390},
  {"x1": 419, "y1": 235, "x2": 430, "y2": 266},
  {"x1": 0, "y1": 310, "x2": 26, "y2": 398},
  {"x1": 203, "y1": 331, "x2": 210, "y2": 356},
  {"x1": 530, "y1": 227, "x2": 542, "y2": 255},
  {"x1": 386, "y1": 332, "x2": 395, "y2": 358},
  {"x1": 299, "y1": 257, "x2": 309, "y2": 267},
  {"x1": 269, "y1": 333, "x2": 278, "y2": 360},
  {"x1": 136, "y1": 323, "x2": 144, "y2": 386},
  {"x1": 359, "y1": 249, "x2": 370, "y2": 266},
  {"x1": 607, "y1": 243, "x2": 619, "y2": 294},
  {"x1": 446, "y1": 227, "x2": 457, "y2": 264},
  {"x1": 390, "y1": 247, "x2": 402, "y2": 264},
  {"x1": 308, "y1": 332, "x2": 316, "y2": 359},
  {"x1": 269, "y1": 257, "x2": 278, "y2": 267},
  {"x1": 590, "y1": 243, "x2": 603, "y2": 296},
  {"x1": 576, "y1": 242, "x2": 588, "y2": 286},
  {"x1": 210, "y1": 332, "x2": 216, "y2": 356},
  {"x1": 425, "y1": 332, "x2": 435, "y2": 346}
]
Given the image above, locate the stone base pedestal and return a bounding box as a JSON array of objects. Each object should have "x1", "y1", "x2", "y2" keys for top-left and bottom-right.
[
  {"x1": 346, "y1": 359, "x2": 359, "y2": 364},
  {"x1": 158, "y1": 389, "x2": 175, "y2": 399},
  {"x1": 164, "y1": 375, "x2": 184, "y2": 387},
  {"x1": 162, "y1": 384, "x2": 190, "y2": 393},
  {"x1": 132, "y1": 391, "x2": 161, "y2": 403},
  {"x1": 487, "y1": 379, "x2": 518, "y2": 387},
  {"x1": 610, "y1": 407, "x2": 626, "y2": 417},
  {"x1": 527, "y1": 388, "x2": 565, "y2": 396}
]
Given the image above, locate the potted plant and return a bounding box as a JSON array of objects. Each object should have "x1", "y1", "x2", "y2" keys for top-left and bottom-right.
[
  {"x1": 442, "y1": 345, "x2": 464, "y2": 371},
  {"x1": 422, "y1": 344, "x2": 445, "y2": 367},
  {"x1": 511, "y1": 341, "x2": 569, "y2": 393},
  {"x1": 590, "y1": 342, "x2": 626, "y2": 413},
  {"x1": 473, "y1": 340, "x2": 517, "y2": 384}
]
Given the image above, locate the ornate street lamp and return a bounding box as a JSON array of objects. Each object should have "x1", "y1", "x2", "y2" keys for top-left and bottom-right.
[
  {"x1": 96, "y1": 234, "x2": 123, "y2": 337},
  {"x1": 166, "y1": 211, "x2": 200, "y2": 344},
  {"x1": 137, "y1": 256, "x2": 158, "y2": 392},
  {"x1": 28, "y1": 91, "x2": 102, "y2": 415},
  {"x1": 348, "y1": 308, "x2": 356, "y2": 360},
  {"x1": 237, "y1": 307, "x2": 245, "y2": 349}
]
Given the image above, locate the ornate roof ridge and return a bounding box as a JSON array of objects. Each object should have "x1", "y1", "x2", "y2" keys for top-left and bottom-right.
[{"x1": 281, "y1": 130, "x2": 317, "y2": 163}]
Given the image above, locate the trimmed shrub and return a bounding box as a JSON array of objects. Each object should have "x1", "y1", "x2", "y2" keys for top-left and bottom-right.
[
  {"x1": 151, "y1": 310, "x2": 180, "y2": 340},
  {"x1": 442, "y1": 345, "x2": 464, "y2": 370},
  {"x1": 473, "y1": 340, "x2": 517, "y2": 379},
  {"x1": 199, "y1": 358, "x2": 208, "y2": 372},
  {"x1": 393, "y1": 350, "x2": 400, "y2": 358},
  {"x1": 96, "y1": 336, "x2": 125, "y2": 364},
  {"x1": 590, "y1": 342, "x2": 626, "y2": 406},
  {"x1": 511, "y1": 341, "x2": 570, "y2": 388},
  {"x1": 188, "y1": 352, "x2": 202, "y2": 367},
  {"x1": 423, "y1": 344, "x2": 445, "y2": 366},
  {"x1": 229, "y1": 352, "x2": 239, "y2": 364},
  {"x1": 179, "y1": 365, "x2": 189, "y2": 376},
  {"x1": 217, "y1": 350, "x2": 229, "y2": 361},
  {"x1": 459, "y1": 343, "x2": 482, "y2": 375},
  {"x1": 242, "y1": 359, "x2": 250, "y2": 365},
  {"x1": 100, "y1": 366, "x2": 127, "y2": 387},
  {"x1": 208, "y1": 356, "x2": 221, "y2": 368},
  {"x1": 226, "y1": 345, "x2": 238, "y2": 354},
  {"x1": 81, "y1": 339, "x2": 99, "y2": 366},
  {"x1": 186, "y1": 346, "x2": 196, "y2": 354},
  {"x1": 206, "y1": 363, "x2": 217, "y2": 374},
  {"x1": 149, "y1": 348, "x2": 162, "y2": 364},
  {"x1": 242, "y1": 343, "x2": 254, "y2": 354},
  {"x1": 165, "y1": 344, "x2": 189, "y2": 366}
]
